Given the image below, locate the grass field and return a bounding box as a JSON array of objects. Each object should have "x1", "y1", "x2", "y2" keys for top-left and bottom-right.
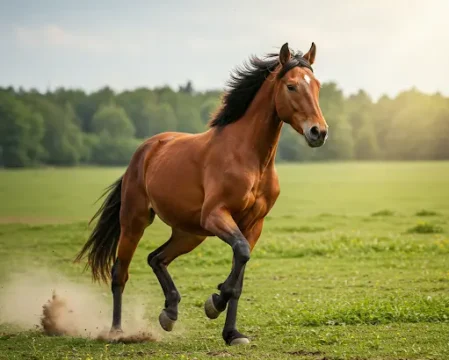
[{"x1": 0, "y1": 162, "x2": 448, "y2": 360}]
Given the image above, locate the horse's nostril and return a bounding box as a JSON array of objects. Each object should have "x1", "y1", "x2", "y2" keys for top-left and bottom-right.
[
  {"x1": 309, "y1": 126, "x2": 320, "y2": 140},
  {"x1": 320, "y1": 129, "x2": 328, "y2": 140}
]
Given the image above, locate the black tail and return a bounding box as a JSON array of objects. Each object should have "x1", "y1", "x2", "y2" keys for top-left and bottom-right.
[{"x1": 75, "y1": 176, "x2": 123, "y2": 283}]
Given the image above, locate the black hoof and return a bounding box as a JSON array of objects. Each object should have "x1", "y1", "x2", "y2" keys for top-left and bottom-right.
[
  {"x1": 159, "y1": 309, "x2": 176, "y2": 332},
  {"x1": 204, "y1": 294, "x2": 222, "y2": 319},
  {"x1": 223, "y1": 329, "x2": 250, "y2": 346}
]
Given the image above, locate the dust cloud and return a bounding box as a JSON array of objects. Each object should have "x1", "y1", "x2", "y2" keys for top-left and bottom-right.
[{"x1": 0, "y1": 269, "x2": 159, "y2": 342}]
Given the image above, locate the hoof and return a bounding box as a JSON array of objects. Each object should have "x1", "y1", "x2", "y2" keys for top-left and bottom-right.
[
  {"x1": 204, "y1": 294, "x2": 221, "y2": 319},
  {"x1": 107, "y1": 327, "x2": 124, "y2": 342},
  {"x1": 159, "y1": 310, "x2": 176, "y2": 332},
  {"x1": 230, "y1": 337, "x2": 250, "y2": 346},
  {"x1": 109, "y1": 327, "x2": 123, "y2": 336}
]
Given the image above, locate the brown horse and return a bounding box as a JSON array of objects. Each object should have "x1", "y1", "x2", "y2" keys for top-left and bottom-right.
[{"x1": 75, "y1": 42, "x2": 328, "y2": 346}]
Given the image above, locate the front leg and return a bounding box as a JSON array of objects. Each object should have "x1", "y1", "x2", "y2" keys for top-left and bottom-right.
[
  {"x1": 219, "y1": 264, "x2": 248, "y2": 345},
  {"x1": 201, "y1": 208, "x2": 250, "y2": 320},
  {"x1": 222, "y1": 220, "x2": 264, "y2": 345},
  {"x1": 203, "y1": 209, "x2": 264, "y2": 345}
]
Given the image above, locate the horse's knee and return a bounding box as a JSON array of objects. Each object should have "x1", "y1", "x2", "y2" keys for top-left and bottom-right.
[
  {"x1": 220, "y1": 283, "x2": 242, "y2": 300},
  {"x1": 233, "y1": 240, "x2": 250, "y2": 264}
]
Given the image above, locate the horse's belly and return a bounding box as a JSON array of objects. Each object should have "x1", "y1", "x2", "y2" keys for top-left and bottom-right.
[
  {"x1": 149, "y1": 186, "x2": 209, "y2": 234},
  {"x1": 146, "y1": 172, "x2": 210, "y2": 235}
]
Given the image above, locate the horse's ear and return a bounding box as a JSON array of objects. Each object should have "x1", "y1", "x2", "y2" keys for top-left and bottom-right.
[
  {"x1": 303, "y1": 42, "x2": 316, "y2": 65},
  {"x1": 279, "y1": 42, "x2": 291, "y2": 65}
]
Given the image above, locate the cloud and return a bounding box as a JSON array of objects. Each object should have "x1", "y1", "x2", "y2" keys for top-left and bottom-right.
[{"x1": 15, "y1": 25, "x2": 143, "y2": 55}]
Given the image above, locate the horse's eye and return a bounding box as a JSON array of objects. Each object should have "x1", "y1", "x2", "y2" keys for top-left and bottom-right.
[{"x1": 287, "y1": 84, "x2": 296, "y2": 92}]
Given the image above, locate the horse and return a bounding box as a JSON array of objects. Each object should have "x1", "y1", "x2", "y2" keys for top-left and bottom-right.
[{"x1": 75, "y1": 41, "x2": 328, "y2": 346}]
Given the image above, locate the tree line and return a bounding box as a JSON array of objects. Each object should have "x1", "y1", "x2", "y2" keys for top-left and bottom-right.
[{"x1": 0, "y1": 81, "x2": 448, "y2": 168}]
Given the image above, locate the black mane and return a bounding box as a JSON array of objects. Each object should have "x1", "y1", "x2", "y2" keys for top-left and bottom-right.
[{"x1": 209, "y1": 49, "x2": 313, "y2": 128}]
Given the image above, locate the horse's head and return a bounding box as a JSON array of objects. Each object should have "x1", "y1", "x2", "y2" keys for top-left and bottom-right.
[{"x1": 274, "y1": 42, "x2": 328, "y2": 148}]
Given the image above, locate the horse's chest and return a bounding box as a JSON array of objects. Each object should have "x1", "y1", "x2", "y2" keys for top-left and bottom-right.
[
  {"x1": 233, "y1": 193, "x2": 268, "y2": 232},
  {"x1": 236, "y1": 179, "x2": 279, "y2": 228},
  {"x1": 246, "y1": 193, "x2": 267, "y2": 215}
]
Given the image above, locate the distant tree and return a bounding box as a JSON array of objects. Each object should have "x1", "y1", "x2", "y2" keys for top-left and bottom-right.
[
  {"x1": 319, "y1": 82, "x2": 346, "y2": 115},
  {"x1": 176, "y1": 104, "x2": 204, "y2": 133},
  {"x1": 91, "y1": 103, "x2": 135, "y2": 139},
  {"x1": 200, "y1": 98, "x2": 221, "y2": 124},
  {"x1": 278, "y1": 126, "x2": 312, "y2": 162},
  {"x1": 179, "y1": 80, "x2": 194, "y2": 95},
  {"x1": 23, "y1": 95, "x2": 85, "y2": 165},
  {"x1": 91, "y1": 133, "x2": 141, "y2": 165},
  {"x1": 148, "y1": 103, "x2": 178, "y2": 135},
  {"x1": 0, "y1": 93, "x2": 45, "y2": 167},
  {"x1": 346, "y1": 89, "x2": 373, "y2": 138},
  {"x1": 1, "y1": 78, "x2": 448, "y2": 167},
  {"x1": 78, "y1": 87, "x2": 115, "y2": 132},
  {"x1": 370, "y1": 95, "x2": 394, "y2": 157},
  {"x1": 116, "y1": 88, "x2": 158, "y2": 138},
  {"x1": 383, "y1": 90, "x2": 436, "y2": 160},
  {"x1": 354, "y1": 123, "x2": 379, "y2": 160},
  {"x1": 315, "y1": 115, "x2": 354, "y2": 160},
  {"x1": 79, "y1": 133, "x2": 99, "y2": 163},
  {"x1": 431, "y1": 99, "x2": 449, "y2": 159},
  {"x1": 155, "y1": 86, "x2": 177, "y2": 109},
  {"x1": 49, "y1": 88, "x2": 86, "y2": 128},
  {"x1": 313, "y1": 82, "x2": 354, "y2": 160}
]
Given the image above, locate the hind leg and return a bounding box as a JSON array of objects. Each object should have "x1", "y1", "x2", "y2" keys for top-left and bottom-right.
[
  {"x1": 110, "y1": 200, "x2": 150, "y2": 333},
  {"x1": 148, "y1": 228, "x2": 205, "y2": 331},
  {"x1": 110, "y1": 223, "x2": 146, "y2": 333}
]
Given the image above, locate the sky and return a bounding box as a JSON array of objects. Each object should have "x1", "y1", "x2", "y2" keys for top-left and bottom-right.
[{"x1": 1, "y1": 0, "x2": 448, "y2": 100}]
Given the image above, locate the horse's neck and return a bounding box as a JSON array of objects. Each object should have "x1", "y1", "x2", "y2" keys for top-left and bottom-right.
[{"x1": 232, "y1": 79, "x2": 283, "y2": 171}]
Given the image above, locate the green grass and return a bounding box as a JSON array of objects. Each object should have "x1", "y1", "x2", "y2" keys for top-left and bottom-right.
[
  {"x1": 415, "y1": 210, "x2": 440, "y2": 217},
  {"x1": 407, "y1": 222, "x2": 444, "y2": 234},
  {"x1": 0, "y1": 162, "x2": 448, "y2": 359},
  {"x1": 371, "y1": 210, "x2": 395, "y2": 217}
]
